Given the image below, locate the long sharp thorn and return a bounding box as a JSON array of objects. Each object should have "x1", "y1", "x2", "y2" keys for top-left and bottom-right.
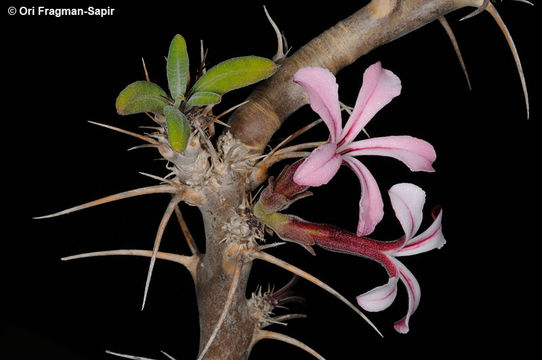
[
  {"x1": 127, "y1": 144, "x2": 159, "y2": 152},
  {"x1": 138, "y1": 172, "x2": 177, "y2": 186},
  {"x1": 485, "y1": 2, "x2": 530, "y2": 119},
  {"x1": 263, "y1": 5, "x2": 285, "y2": 61},
  {"x1": 34, "y1": 185, "x2": 178, "y2": 219},
  {"x1": 266, "y1": 118, "x2": 323, "y2": 159},
  {"x1": 142, "y1": 57, "x2": 150, "y2": 82},
  {"x1": 88, "y1": 121, "x2": 159, "y2": 145},
  {"x1": 145, "y1": 112, "x2": 156, "y2": 122},
  {"x1": 194, "y1": 123, "x2": 220, "y2": 166},
  {"x1": 512, "y1": 0, "x2": 533, "y2": 5},
  {"x1": 197, "y1": 254, "x2": 244, "y2": 360},
  {"x1": 200, "y1": 40, "x2": 207, "y2": 76},
  {"x1": 160, "y1": 351, "x2": 176, "y2": 360},
  {"x1": 274, "y1": 142, "x2": 326, "y2": 157},
  {"x1": 215, "y1": 100, "x2": 250, "y2": 121},
  {"x1": 252, "y1": 120, "x2": 324, "y2": 185},
  {"x1": 438, "y1": 16, "x2": 472, "y2": 91},
  {"x1": 141, "y1": 195, "x2": 183, "y2": 310},
  {"x1": 139, "y1": 125, "x2": 163, "y2": 131},
  {"x1": 460, "y1": 0, "x2": 489, "y2": 21},
  {"x1": 254, "y1": 242, "x2": 286, "y2": 252},
  {"x1": 106, "y1": 350, "x2": 157, "y2": 360},
  {"x1": 271, "y1": 313, "x2": 307, "y2": 323},
  {"x1": 260, "y1": 151, "x2": 311, "y2": 166},
  {"x1": 212, "y1": 118, "x2": 231, "y2": 128},
  {"x1": 174, "y1": 205, "x2": 200, "y2": 255},
  {"x1": 251, "y1": 330, "x2": 326, "y2": 360},
  {"x1": 281, "y1": 32, "x2": 291, "y2": 57},
  {"x1": 248, "y1": 250, "x2": 383, "y2": 337},
  {"x1": 61, "y1": 249, "x2": 197, "y2": 276},
  {"x1": 277, "y1": 295, "x2": 306, "y2": 307}
]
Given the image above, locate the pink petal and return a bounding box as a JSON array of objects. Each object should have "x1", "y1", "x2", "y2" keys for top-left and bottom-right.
[
  {"x1": 395, "y1": 207, "x2": 446, "y2": 257},
  {"x1": 338, "y1": 62, "x2": 401, "y2": 146},
  {"x1": 293, "y1": 143, "x2": 342, "y2": 187},
  {"x1": 392, "y1": 258, "x2": 421, "y2": 334},
  {"x1": 293, "y1": 67, "x2": 342, "y2": 142},
  {"x1": 388, "y1": 183, "x2": 426, "y2": 241},
  {"x1": 343, "y1": 156, "x2": 384, "y2": 236},
  {"x1": 356, "y1": 276, "x2": 399, "y2": 312},
  {"x1": 339, "y1": 136, "x2": 436, "y2": 172}
]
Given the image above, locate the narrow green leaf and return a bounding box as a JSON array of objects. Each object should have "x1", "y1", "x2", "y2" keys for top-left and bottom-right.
[
  {"x1": 167, "y1": 34, "x2": 190, "y2": 103},
  {"x1": 191, "y1": 56, "x2": 277, "y2": 95},
  {"x1": 116, "y1": 81, "x2": 168, "y2": 115},
  {"x1": 164, "y1": 105, "x2": 190, "y2": 152},
  {"x1": 185, "y1": 91, "x2": 221, "y2": 110}
]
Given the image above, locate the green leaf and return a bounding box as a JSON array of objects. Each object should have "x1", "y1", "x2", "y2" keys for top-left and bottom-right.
[
  {"x1": 167, "y1": 34, "x2": 190, "y2": 104},
  {"x1": 185, "y1": 91, "x2": 221, "y2": 110},
  {"x1": 164, "y1": 105, "x2": 190, "y2": 152},
  {"x1": 116, "y1": 81, "x2": 169, "y2": 115},
  {"x1": 191, "y1": 56, "x2": 277, "y2": 95}
]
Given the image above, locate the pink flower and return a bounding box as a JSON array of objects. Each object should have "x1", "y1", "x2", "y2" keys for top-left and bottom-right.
[
  {"x1": 355, "y1": 183, "x2": 446, "y2": 333},
  {"x1": 257, "y1": 180, "x2": 446, "y2": 333},
  {"x1": 292, "y1": 62, "x2": 437, "y2": 236}
]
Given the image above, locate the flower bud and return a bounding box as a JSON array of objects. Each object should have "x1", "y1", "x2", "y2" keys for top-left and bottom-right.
[{"x1": 254, "y1": 160, "x2": 312, "y2": 216}]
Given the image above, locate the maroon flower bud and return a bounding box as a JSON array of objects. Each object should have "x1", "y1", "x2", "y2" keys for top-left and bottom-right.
[{"x1": 255, "y1": 160, "x2": 312, "y2": 215}]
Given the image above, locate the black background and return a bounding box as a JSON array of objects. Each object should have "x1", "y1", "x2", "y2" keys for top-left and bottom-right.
[{"x1": 4, "y1": 0, "x2": 540, "y2": 359}]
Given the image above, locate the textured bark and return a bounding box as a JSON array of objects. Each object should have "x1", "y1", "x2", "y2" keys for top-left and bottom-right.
[
  {"x1": 228, "y1": 0, "x2": 483, "y2": 153},
  {"x1": 190, "y1": 1, "x2": 490, "y2": 358},
  {"x1": 195, "y1": 189, "x2": 255, "y2": 360},
  {"x1": 190, "y1": 1, "x2": 487, "y2": 358}
]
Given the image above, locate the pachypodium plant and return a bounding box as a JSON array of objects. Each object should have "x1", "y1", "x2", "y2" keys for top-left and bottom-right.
[{"x1": 37, "y1": 0, "x2": 530, "y2": 359}]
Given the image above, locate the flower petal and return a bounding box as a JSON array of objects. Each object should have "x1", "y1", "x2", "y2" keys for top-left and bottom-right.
[
  {"x1": 339, "y1": 136, "x2": 436, "y2": 172},
  {"x1": 392, "y1": 258, "x2": 421, "y2": 334},
  {"x1": 339, "y1": 62, "x2": 401, "y2": 146},
  {"x1": 293, "y1": 67, "x2": 342, "y2": 142},
  {"x1": 343, "y1": 156, "x2": 384, "y2": 236},
  {"x1": 356, "y1": 276, "x2": 399, "y2": 312},
  {"x1": 293, "y1": 143, "x2": 342, "y2": 187},
  {"x1": 388, "y1": 183, "x2": 426, "y2": 241},
  {"x1": 395, "y1": 207, "x2": 446, "y2": 257}
]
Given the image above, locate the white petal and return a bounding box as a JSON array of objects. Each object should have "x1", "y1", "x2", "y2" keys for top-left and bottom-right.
[
  {"x1": 388, "y1": 183, "x2": 425, "y2": 241},
  {"x1": 392, "y1": 258, "x2": 421, "y2": 334},
  {"x1": 356, "y1": 277, "x2": 399, "y2": 312},
  {"x1": 395, "y1": 207, "x2": 446, "y2": 257}
]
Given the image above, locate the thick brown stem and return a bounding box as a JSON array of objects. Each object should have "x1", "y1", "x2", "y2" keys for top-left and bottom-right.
[
  {"x1": 195, "y1": 246, "x2": 254, "y2": 360},
  {"x1": 228, "y1": 0, "x2": 483, "y2": 152},
  {"x1": 194, "y1": 176, "x2": 257, "y2": 360},
  {"x1": 194, "y1": 1, "x2": 490, "y2": 358}
]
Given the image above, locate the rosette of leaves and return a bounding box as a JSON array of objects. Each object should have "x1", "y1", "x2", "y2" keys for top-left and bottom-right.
[{"x1": 115, "y1": 34, "x2": 277, "y2": 152}]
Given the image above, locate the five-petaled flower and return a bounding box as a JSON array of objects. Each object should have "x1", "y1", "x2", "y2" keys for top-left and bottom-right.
[
  {"x1": 354, "y1": 183, "x2": 445, "y2": 333},
  {"x1": 256, "y1": 180, "x2": 446, "y2": 333},
  {"x1": 293, "y1": 62, "x2": 437, "y2": 236}
]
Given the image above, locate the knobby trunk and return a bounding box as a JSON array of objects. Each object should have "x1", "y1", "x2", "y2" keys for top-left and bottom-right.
[{"x1": 36, "y1": 0, "x2": 530, "y2": 359}]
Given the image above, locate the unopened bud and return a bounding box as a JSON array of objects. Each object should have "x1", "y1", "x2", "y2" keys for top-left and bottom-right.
[{"x1": 255, "y1": 160, "x2": 312, "y2": 215}]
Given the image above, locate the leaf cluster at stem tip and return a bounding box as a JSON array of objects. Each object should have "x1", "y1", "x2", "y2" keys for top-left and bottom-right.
[{"x1": 115, "y1": 34, "x2": 278, "y2": 153}]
